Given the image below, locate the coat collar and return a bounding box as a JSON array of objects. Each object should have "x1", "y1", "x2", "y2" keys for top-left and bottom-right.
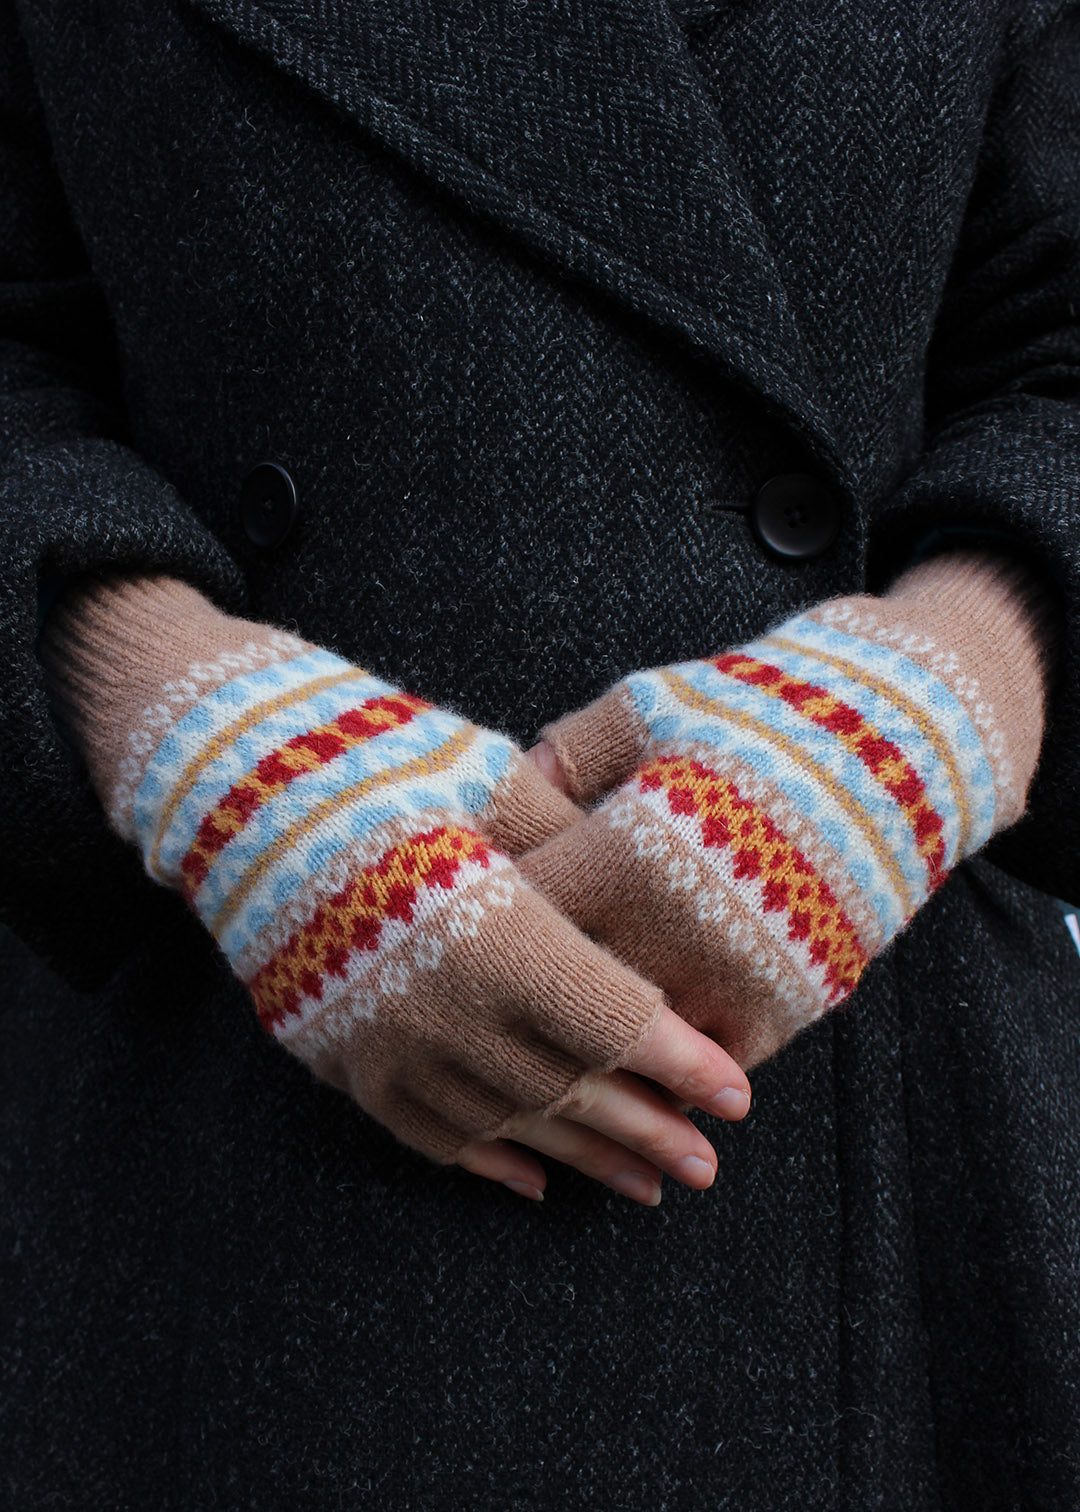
[{"x1": 181, "y1": 0, "x2": 853, "y2": 494}]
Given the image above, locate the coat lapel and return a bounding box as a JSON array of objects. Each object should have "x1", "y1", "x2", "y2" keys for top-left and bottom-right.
[{"x1": 180, "y1": 0, "x2": 852, "y2": 490}]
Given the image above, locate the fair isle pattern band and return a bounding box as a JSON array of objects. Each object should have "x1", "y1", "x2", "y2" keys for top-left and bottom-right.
[
  {"x1": 179, "y1": 690, "x2": 431, "y2": 896},
  {"x1": 206, "y1": 724, "x2": 483, "y2": 955},
  {"x1": 107, "y1": 628, "x2": 309, "y2": 840},
  {"x1": 38, "y1": 573, "x2": 680, "y2": 1162},
  {"x1": 653, "y1": 666, "x2": 919, "y2": 936},
  {"x1": 132, "y1": 649, "x2": 526, "y2": 1022},
  {"x1": 230, "y1": 803, "x2": 468, "y2": 980},
  {"x1": 599, "y1": 785, "x2": 828, "y2": 1019},
  {"x1": 764, "y1": 611, "x2": 997, "y2": 850},
  {"x1": 761, "y1": 633, "x2": 974, "y2": 854},
  {"x1": 249, "y1": 823, "x2": 494, "y2": 1029},
  {"x1": 139, "y1": 650, "x2": 369, "y2": 878},
  {"x1": 271, "y1": 856, "x2": 521, "y2": 1061},
  {"x1": 813, "y1": 600, "x2": 1018, "y2": 814},
  {"x1": 643, "y1": 738, "x2": 887, "y2": 956},
  {"x1": 712, "y1": 651, "x2": 948, "y2": 888},
  {"x1": 612, "y1": 609, "x2": 1000, "y2": 1006},
  {"x1": 625, "y1": 754, "x2": 867, "y2": 1003},
  {"x1": 135, "y1": 653, "x2": 514, "y2": 889}
]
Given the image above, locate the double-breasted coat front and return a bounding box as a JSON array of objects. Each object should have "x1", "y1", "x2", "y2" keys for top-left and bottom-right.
[{"x1": 2, "y1": 1, "x2": 1079, "y2": 1506}]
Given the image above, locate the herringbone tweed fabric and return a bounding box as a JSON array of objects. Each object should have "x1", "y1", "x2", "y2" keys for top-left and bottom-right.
[{"x1": 1, "y1": 2, "x2": 1078, "y2": 1508}]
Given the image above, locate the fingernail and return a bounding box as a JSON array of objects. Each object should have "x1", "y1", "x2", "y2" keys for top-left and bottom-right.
[
  {"x1": 503, "y1": 1179, "x2": 544, "y2": 1202},
  {"x1": 674, "y1": 1154, "x2": 716, "y2": 1187},
  {"x1": 708, "y1": 1087, "x2": 752, "y2": 1120},
  {"x1": 609, "y1": 1171, "x2": 662, "y2": 1206}
]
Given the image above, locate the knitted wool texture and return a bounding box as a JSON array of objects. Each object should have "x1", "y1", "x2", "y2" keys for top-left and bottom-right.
[
  {"x1": 520, "y1": 552, "x2": 1048, "y2": 1069},
  {"x1": 39, "y1": 575, "x2": 668, "y2": 1163}
]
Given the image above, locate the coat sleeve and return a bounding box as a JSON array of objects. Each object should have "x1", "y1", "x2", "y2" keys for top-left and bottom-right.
[
  {"x1": 0, "y1": 5, "x2": 244, "y2": 987},
  {"x1": 868, "y1": 0, "x2": 1080, "y2": 902}
]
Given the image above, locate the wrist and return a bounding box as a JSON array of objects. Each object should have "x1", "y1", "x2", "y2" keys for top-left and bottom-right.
[{"x1": 37, "y1": 573, "x2": 312, "y2": 840}]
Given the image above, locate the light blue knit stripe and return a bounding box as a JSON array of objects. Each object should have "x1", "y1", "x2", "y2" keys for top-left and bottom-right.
[
  {"x1": 740, "y1": 635, "x2": 966, "y2": 864},
  {"x1": 617, "y1": 702, "x2": 910, "y2": 938},
  {"x1": 212, "y1": 728, "x2": 515, "y2": 958},
  {"x1": 774, "y1": 615, "x2": 997, "y2": 845},
  {"x1": 190, "y1": 719, "x2": 514, "y2": 928},
  {"x1": 134, "y1": 649, "x2": 370, "y2": 852},
  {"x1": 143, "y1": 665, "x2": 431, "y2": 877},
  {"x1": 150, "y1": 684, "x2": 510, "y2": 889},
  {"x1": 628, "y1": 661, "x2": 933, "y2": 912}
]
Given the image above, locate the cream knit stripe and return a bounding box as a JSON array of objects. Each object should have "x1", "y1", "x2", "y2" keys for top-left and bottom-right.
[
  {"x1": 146, "y1": 672, "x2": 454, "y2": 886},
  {"x1": 231, "y1": 803, "x2": 462, "y2": 980},
  {"x1": 644, "y1": 739, "x2": 887, "y2": 954},
  {"x1": 138, "y1": 651, "x2": 390, "y2": 877},
  {"x1": 192, "y1": 705, "x2": 509, "y2": 913},
  {"x1": 208, "y1": 724, "x2": 485, "y2": 956},
  {"x1": 599, "y1": 785, "x2": 842, "y2": 1012},
  {"x1": 763, "y1": 616, "x2": 996, "y2": 854},
  {"x1": 751, "y1": 629, "x2": 977, "y2": 858},
  {"x1": 644, "y1": 659, "x2": 944, "y2": 909},
  {"x1": 803, "y1": 551, "x2": 1048, "y2": 832},
  {"x1": 269, "y1": 854, "x2": 521, "y2": 1049},
  {"x1": 651, "y1": 668, "x2": 916, "y2": 933},
  {"x1": 816, "y1": 601, "x2": 1017, "y2": 820}
]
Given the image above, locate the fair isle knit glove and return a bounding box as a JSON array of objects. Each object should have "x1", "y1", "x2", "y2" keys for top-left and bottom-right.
[
  {"x1": 39, "y1": 575, "x2": 667, "y2": 1163},
  {"x1": 518, "y1": 553, "x2": 1049, "y2": 1070}
]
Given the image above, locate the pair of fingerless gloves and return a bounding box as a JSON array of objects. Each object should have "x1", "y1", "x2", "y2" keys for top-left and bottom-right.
[{"x1": 40, "y1": 552, "x2": 1046, "y2": 1163}]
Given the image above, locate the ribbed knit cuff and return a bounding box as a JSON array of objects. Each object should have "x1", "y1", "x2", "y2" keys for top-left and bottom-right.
[{"x1": 38, "y1": 574, "x2": 312, "y2": 841}]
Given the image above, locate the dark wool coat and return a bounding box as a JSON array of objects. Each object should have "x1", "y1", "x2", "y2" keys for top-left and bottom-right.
[{"x1": 2, "y1": 1, "x2": 1079, "y2": 1507}]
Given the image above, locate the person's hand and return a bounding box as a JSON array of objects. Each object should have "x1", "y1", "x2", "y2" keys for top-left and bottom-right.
[
  {"x1": 41, "y1": 575, "x2": 753, "y2": 1199},
  {"x1": 456, "y1": 1004, "x2": 750, "y2": 1204},
  {"x1": 517, "y1": 554, "x2": 1045, "y2": 1073}
]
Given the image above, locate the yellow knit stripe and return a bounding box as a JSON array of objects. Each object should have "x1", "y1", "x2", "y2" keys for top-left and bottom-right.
[
  {"x1": 207, "y1": 723, "x2": 481, "y2": 938},
  {"x1": 149, "y1": 667, "x2": 362, "y2": 876},
  {"x1": 638, "y1": 753, "x2": 868, "y2": 997},
  {"x1": 179, "y1": 692, "x2": 427, "y2": 897},
  {"x1": 763, "y1": 632, "x2": 972, "y2": 854},
  {"x1": 249, "y1": 825, "x2": 491, "y2": 1028},
  {"x1": 661, "y1": 670, "x2": 915, "y2": 916}
]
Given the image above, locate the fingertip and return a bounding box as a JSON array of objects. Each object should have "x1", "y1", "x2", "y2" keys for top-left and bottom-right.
[
  {"x1": 457, "y1": 1137, "x2": 548, "y2": 1194},
  {"x1": 706, "y1": 1086, "x2": 752, "y2": 1121},
  {"x1": 503, "y1": 1179, "x2": 545, "y2": 1202},
  {"x1": 623, "y1": 1007, "x2": 755, "y2": 1118},
  {"x1": 674, "y1": 1152, "x2": 718, "y2": 1189},
  {"x1": 525, "y1": 740, "x2": 571, "y2": 795}
]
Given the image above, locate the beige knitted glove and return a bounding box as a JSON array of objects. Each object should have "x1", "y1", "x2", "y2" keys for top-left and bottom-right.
[
  {"x1": 519, "y1": 552, "x2": 1049, "y2": 1069},
  {"x1": 39, "y1": 574, "x2": 668, "y2": 1164}
]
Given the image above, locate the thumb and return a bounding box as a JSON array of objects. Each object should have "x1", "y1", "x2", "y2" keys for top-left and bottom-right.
[
  {"x1": 536, "y1": 683, "x2": 650, "y2": 806},
  {"x1": 525, "y1": 739, "x2": 572, "y2": 795},
  {"x1": 476, "y1": 747, "x2": 586, "y2": 857}
]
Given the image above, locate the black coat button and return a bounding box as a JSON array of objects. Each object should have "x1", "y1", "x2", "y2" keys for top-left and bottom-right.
[
  {"x1": 750, "y1": 472, "x2": 840, "y2": 559},
  {"x1": 240, "y1": 461, "x2": 298, "y2": 548}
]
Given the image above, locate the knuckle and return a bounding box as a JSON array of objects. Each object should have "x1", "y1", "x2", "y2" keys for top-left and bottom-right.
[{"x1": 638, "y1": 1125, "x2": 687, "y2": 1167}]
